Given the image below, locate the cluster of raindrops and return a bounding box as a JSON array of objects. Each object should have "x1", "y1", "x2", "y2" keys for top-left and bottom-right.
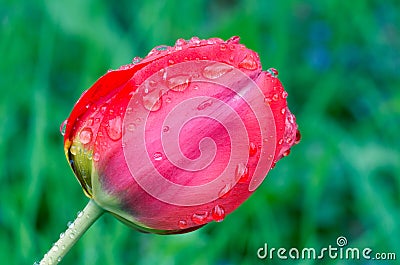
[
  {"x1": 177, "y1": 204, "x2": 226, "y2": 229},
  {"x1": 35, "y1": 211, "x2": 88, "y2": 265}
]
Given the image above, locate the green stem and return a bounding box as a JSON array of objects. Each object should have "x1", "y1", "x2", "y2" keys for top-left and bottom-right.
[{"x1": 37, "y1": 199, "x2": 104, "y2": 265}]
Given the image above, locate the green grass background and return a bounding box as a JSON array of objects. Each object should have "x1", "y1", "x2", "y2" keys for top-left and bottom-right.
[{"x1": 1, "y1": 0, "x2": 399, "y2": 264}]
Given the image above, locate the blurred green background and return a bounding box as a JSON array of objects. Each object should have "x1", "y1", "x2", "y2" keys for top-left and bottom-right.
[{"x1": 1, "y1": 0, "x2": 399, "y2": 264}]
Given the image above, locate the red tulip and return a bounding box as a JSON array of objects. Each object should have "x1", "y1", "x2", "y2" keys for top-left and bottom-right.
[{"x1": 62, "y1": 36, "x2": 300, "y2": 234}]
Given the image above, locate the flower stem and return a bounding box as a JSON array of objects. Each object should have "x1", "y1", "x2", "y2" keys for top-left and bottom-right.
[{"x1": 37, "y1": 199, "x2": 104, "y2": 265}]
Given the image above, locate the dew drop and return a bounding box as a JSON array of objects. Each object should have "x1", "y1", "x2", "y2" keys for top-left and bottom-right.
[
  {"x1": 218, "y1": 184, "x2": 232, "y2": 199},
  {"x1": 60, "y1": 120, "x2": 67, "y2": 136},
  {"x1": 153, "y1": 152, "x2": 163, "y2": 161},
  {"x1": 249, "y1": 142, "x2": 258, "y2": 156},
  {"x1": 281, "y1": 108, "x2": 286, "y2": 115},
  {"x1": 197, "y1": 98, "x2": 213, "y2": 110},
  {"x1": 79, "y1": 127, "x2": 93, "y2": 144},
  {"x1": 238, "y1": 54, "x2": 258, "y2": 70},
  {"x1": 163, "y1": 126, "x2": 170, "y2": 133},
  {"x1": 155, "y1": 45, "x2": 169, "y2": 51},
  {"x1": 219, "y1": 44, "x2": 227, "y2": 51},
  {"x1": 235, "y1": 163, "x2": 249, "y2": 183},
  {"x1": 107, "y1": 116, "x2": 122, "y2": 141},
  {"x1": 93, "y1": 152, "x2": 100, "y2": 162},
  {"x1": 264, "y1": 97, "x2": 272, "y2": 104},
  {"x1": 189, "y1": 37, "x2": 201, "y2": 45},
  {"x1": 295, "y1": 130, "x2": 301, "y2": 144},
  {"x1": 282, "y1": 91, "x2": 288, "y2": 99},
  {"x1": 69, "y1": 143, "x2": 78, "y2": 156},
  {"x1": 282, "y1": 149, "x2": 291, "y2": 157},
  {"x1": 211, "y1": 205, "x2": 225, "y2": 222},
  {"x1": 57, "y1": 256, "x2": 62, "y2": 262},
  {"x1": 272, "y1": 93, "x2": 279, "y2": 101},
  {"x1": 175, "y1": 38, "x2": 187, "y2": 47},
  {"x1": 59, "y1": 232, "x2": 65, "y2": 239},
  {"x1": 227, "y1": 36, "x2": 240, "y2": 44},
  {"x1": 77, "y1": 211, "x2": 83, "y2": 218},
  {"x1": 67, "y1": 221, "x2": 74, "y2": 229},
  {"x1": 267, "y1": 68, "x2": 279, "y2": 77},
  {"x1": 132, "y1": 56, "x2": 142, "y2": 64},
  {"x1": 178, "y1": 219, "x2": 188, "y2": 229},
  {"x1": 86, "y1": 118, "x2": 94, "y2": 126},
  {"x1": 191, "y1": 211, "x2": 209, "y2": 225},
  {"x1": 69, "y1": 233, "x2": 75, "y2": 239},
  {"x1": 203, "y1": 63, "x2": 233, "y2": 79},
  {"x1": 52, "y1": 244, "x2": 59, "y2": 252},
  {"x1": 167, "y1": 75, "x2": 191, "y2": 92},
  {"x1": 126, "y1": 123, "x2": 136, "y2": 132},
  {"x1": 143, "y1": 93, "x2": 162, "y2": 112},
  {"x1": 126, "y1": 107, "x2": 133, "y2": 114}
]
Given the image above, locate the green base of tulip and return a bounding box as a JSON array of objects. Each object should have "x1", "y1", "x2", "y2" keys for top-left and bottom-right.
[{"x1": 36, "y1": 199, "x2": 104, "y2": 265}]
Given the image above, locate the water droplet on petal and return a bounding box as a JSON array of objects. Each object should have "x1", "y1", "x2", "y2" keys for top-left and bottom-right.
[
  {"x1": 60, "y1": 120, "x2": 67, "y2": 136},
  {"x1": 203, "y1": 63, "x2": 233, "y2": 79},
  {"x1": 163, "y1": 126, "x2": 170, "y2": 133},
  {"x1": 175, "y1": 38, "x2": 187, "y2": 47},
  {"x1": 219, "y1": 44, "x2": 227, "y2": 51},
  {"x1": 79, "y1": 127, "x2": 93, "y2": 144},
  {"x1": 69, "y1": 233, "x2": 75, "y2": 239},
  {"x1": 126, "y1": 123, "x2": 136, "y2": 132},
  {"x1": 272, "y1": 93, "x2": 279, "y2": 101},
  {"x1": 69, "y1": 143, "x2": 78, "y2": 156},
  {"x1": 218, "y1": 184, "x2": 232, "y2": 199},
  {"x1": 132, "y1": 56, "x2": 142, "y2": 64},
  {"x1": 189, "y1": 37, "x2": 201, "y2": 46},
  {"x1": 191, "y1": 211, "x2": 208, "y2": 225},
  {"x1": 282, "y1": 149, "x2": 291, "y2": 157},
  {"x1": 153, "y1": 152, "x2": 163, "y2": 161},
  {"x1": 93, "y1": 152, "x2": 100, "y2": 162},
  {"x1": 227, "y1": 36, "x2": 240, "y2": 44},
  {"x1": 211, "y1": 205, "x2": 225, "y2": 222},
  {"x1": 197, "y1": 98, "x2": 213, "y2": 110},
  {"x1": 143, "y1": 92, "x2": 162, "y2": 112},
  {"x1": 295, "y1": 130, "x2": 301, "y2": 144},
  {"x1": 235, "y1": 163, "x2": 249, "y2": 183},
  {"x1": 264, "y1": 97, "x2": 272, "y2": 104},
  {"x1": 57, "y1": 256, "x2": 62, "y2": 262},
  {"x1": 249, "y1": 142, "x2": 258, "y2": 156},
  {"x1": 282, "y1": 91, "x2": 288, "y2": 99},
  {"x1": 267, "y1": 68, "x2": 279, "y2": 77},
  {"x1": 281, "y1": 108, "x2": 286, "y2": 115},
  {"x1": 239, "y1": 54, "x2": 258, "y2": 70},
  {"x1": 178, "y1": 220, "x2": 188, "y2": 229},
  {"x1": 107, "y1": 116, "x2": 122, "y2": 141},
  {"x1": 167, "y1": 75, "x2": 191, "y2": 92},
  {"x1": 59, "y1": 232, "x2": 65, "y2": 239}
]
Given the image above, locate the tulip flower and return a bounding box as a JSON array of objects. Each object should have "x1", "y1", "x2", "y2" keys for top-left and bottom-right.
[{"x1": 37, "y1": 36, "x2": 299, "y2": 264}]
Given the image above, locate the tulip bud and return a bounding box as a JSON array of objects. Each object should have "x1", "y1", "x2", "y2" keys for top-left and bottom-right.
[{"x1": 63, "y1": 36, "x2": 299, "y2": 234}]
